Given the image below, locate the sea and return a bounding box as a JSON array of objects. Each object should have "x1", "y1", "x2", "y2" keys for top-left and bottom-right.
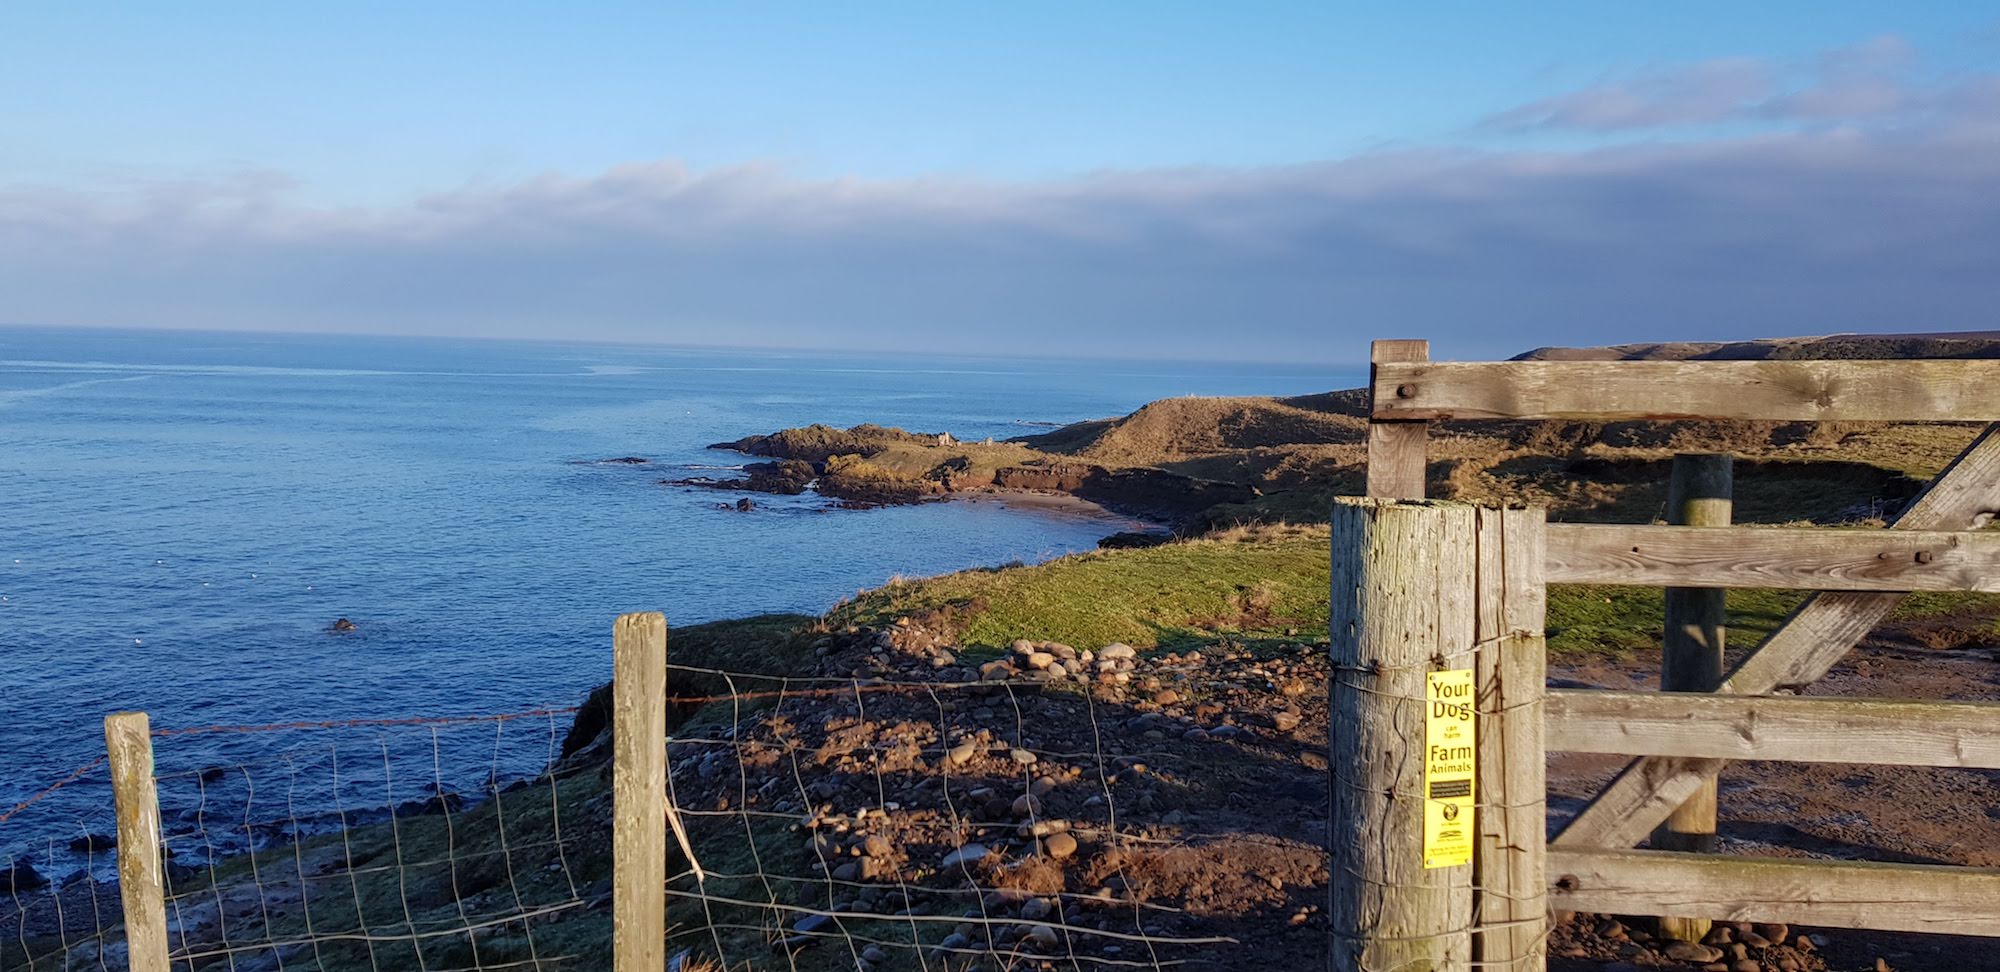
[{"x1": 0, "y1": 325, "x2": 1349, "y2": 877}]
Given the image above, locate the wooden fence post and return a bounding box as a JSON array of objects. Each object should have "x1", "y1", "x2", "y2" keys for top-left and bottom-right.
[
  {"x1": 1654, "y1": 455, "x2": 1731, "y2": 943},
  {"x1": 1366, "y1": 339, "x2": 1431, "y2": 499},
  {"x1": 1330, "y1": 497, "x2": 1477, "y2": 972},
  {"x1": 612, "y1": 612, "x2": 669, "y2": 972},
  {"x1": 1473, "y1": 507, "x2": 1548, "y2": 971},
  {"x1": 105, "y1": 711, "x2": 169, "y2": 972}
]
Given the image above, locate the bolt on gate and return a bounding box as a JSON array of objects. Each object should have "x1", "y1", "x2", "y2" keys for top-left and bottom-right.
[{"x1": 1331, "y1": 339, "x2": 2000, "y2": 972}]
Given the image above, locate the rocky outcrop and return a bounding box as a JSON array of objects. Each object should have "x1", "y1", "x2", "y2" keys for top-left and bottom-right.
[
  {"x1": 993, "y1": 464, "x2": 1093, "y2": 492},
  {"x1": 0, "y1": 859, "x2": 45, "y2": 894},
  {"x1": 662, "y1": 459, "x2": 816, "y2": 495},
  {"x1": 709, "y1": 424, "x2": 939, "y2": 463}
]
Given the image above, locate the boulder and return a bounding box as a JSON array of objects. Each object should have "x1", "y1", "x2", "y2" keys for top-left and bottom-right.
[{"x1": 0, "y1": 859, "x2": 46, "y2": 894}]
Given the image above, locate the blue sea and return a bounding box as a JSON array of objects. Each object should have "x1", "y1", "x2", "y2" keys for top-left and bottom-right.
[{"x1": 0, "y1": 325, "x2": 1347, "y2": 875}]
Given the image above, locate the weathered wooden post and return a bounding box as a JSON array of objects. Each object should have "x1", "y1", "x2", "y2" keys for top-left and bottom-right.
[
  {"x1": 1653, "y1": 454, "x2": 1731, "y2": 943},
  {"x1": 1473, "y1": 507, "x2": 1548, "y2": 971},
  {"x1": 612, "y1": 612, "x2": 669, "y2": 972},
  {"x1": 1329, "y1": 497, "x2": 1478, "y2": 972},
  {"x1": 1366, "y1": 339, "x2": 1431, "y2": 500},
  {"x1": 105, "y1": 711, "x2": 170, "y2": 972}
]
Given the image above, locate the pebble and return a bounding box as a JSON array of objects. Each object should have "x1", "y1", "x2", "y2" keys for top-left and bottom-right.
[
  {"x1": 1043, "y1": 832, "x2": 1079, "y2": 860},
  {"x1": 940, "y1": 844, "x2": 989, "y2": 870},
  {"x1": 948, "y1": 740, "x2": 978, "y2": 766},
  {"x1": 1011, "y1": 794, "x2": 1042, "y2": 817},
  {"x1": 1099, "y1": 643, "x2": 1137, "y2": 660},
  {"x1": 1009, "y1": 748, "x2": 1037, "y2": 765},
  {"x1": 1272, "y1": 709, "x2": 1302, "y2": 732},
  {"x1": 1026, "y1": 651, "x2": 1055, "y2": 669},
  {"x1": 1664, "y1": 941, "x2": 1723, "y2": 963}
]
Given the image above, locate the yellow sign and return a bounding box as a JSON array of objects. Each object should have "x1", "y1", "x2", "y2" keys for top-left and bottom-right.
[{"x1": 1423, "y1": 668, "x2": 1476, "y2": 869}]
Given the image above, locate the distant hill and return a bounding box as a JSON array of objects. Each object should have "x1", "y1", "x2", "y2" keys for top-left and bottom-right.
[
  {"x1": 1512, "y1": 331, "x2": 2000, "y2": 361},
  {"x1": 697, "y1": 332, "x2": 1992, "y2": 532}
]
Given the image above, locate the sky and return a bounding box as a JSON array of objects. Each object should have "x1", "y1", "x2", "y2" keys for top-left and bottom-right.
[{"x1": 3, "y1": 2, "x2": 1999, "y2": 362}]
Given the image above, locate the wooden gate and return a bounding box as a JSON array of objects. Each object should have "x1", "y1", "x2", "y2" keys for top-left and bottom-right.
[{"x1": 1332, "y1": 339, "x2": 2000, "y2": 971}]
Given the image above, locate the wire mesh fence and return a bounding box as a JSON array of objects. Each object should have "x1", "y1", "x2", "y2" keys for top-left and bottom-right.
[
  {"x1": 4, "y1": 619, "x2": 1340, "y2": 972},
  {"x1": 3, "y1": 757, "x2": 121, "y2": 972},
  {"x1": 5, "y1": 708, "x2": 600, "y2": 972}
]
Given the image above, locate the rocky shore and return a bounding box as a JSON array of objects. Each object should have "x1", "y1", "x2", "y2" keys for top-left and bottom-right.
[{"x1": 676, "y1": 422, "x2": 1259, "y2": 527}]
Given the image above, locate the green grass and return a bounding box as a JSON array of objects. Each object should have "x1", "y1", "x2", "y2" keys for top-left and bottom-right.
[
  {"x1": 830, "y1": 525, "x2": 1333, "y2": 651},
  {"x1": 828, "y1": 526, "x2": 2000, "y2": 658},
  {"x1": 1546, "y1": 585, "x2": 2000, "y2": 656}
]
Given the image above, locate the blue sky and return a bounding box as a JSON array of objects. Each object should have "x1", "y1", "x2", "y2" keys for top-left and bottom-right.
[{"x1": 4, "y1": 3, "x2": 2000, "y2": 361}]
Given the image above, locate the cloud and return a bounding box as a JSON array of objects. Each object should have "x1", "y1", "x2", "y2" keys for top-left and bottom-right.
[
  {"x1": 1484, "y1": 35, "x2": 1958, "y2": 133},
  {"x1": 1485, "y1": 58, "x2": 1774, "y2": 131},
  {"x1": 4, "y1": 46, "x2": 1999, "y2": 362}
]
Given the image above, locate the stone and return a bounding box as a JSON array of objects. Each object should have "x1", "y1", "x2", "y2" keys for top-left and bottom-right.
[
  {"x1": 0, "y1": 860, "x2": 45, "y2": 894},
  {"x1": 1664, "y1": 942, "x2": 1723, "y2": 964},
  {"x1": 795, "y1": 913, "x2": 835, "y2": 934},
  {"x1": 1043, "y1": 832, "x2": 1079, "y2": 860},
  {"x1": 1045, "y1": 662, "x2": 1068, "y2": 679},
  {"x1": 980, "y1": 660, "x2": 1014, "y2": 681},
  {"x1": 1020, "y1": 897, "x2": 1052, "y2": 921},
  {"x1": 67, "y1": 833, "x2": 115, "y2": 854},
  {"x1": 1011, "y1": 794, "x2": 1042, "y2": 817},
  {"x1": 1009, "y1": 748, "x2": 1037, "y2": 766},
  {"x1": 831, "y1": 862, "x2": 859, "y2": 881},
  {"x1": 940, "y1": 844, "x2": 989, "y2": 870},
  {"x1": 1026, "y1": 652, "x2": 1055, "y2": 669},
  {"x1": 1098, "y1": 643, "x2": 1137, "y2": 660},
  {"x1": 948, "y1": 740, "x2": 979, "y2": 766},
  {"x1": 862, "y1": 835, "x2": 892, "y2": 858},
  {"x1": 1152, "y1": 690, "x2": 1181, "y2": 705},
  {"x1": 1272, "y1": 709, "x2": 1302, "y2": 732}
]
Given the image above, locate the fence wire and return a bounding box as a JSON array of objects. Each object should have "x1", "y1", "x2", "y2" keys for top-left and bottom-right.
[
  {"x1": 6, "y1": 633, "x2": 1354, "y2": 971},
  {"x1": 624, "y1": 645, "x2": 1338, "y2": 972}
]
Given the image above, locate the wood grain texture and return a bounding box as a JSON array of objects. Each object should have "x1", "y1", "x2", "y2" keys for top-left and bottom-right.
[
  {"x1": 1329, "y1": 498, "x2": 1476, "y2": 972},
  {"x1": 1372, "y1": 359, "x2": 2000, "y2": 422},
  {"x1": 1549, "y1": 849, "x2": 2000, "y2": 937},
  {"x1": 1553, "y1": 425, "x2": 2000, "y2": 849},
  {"x1": 1366, "y1": 340, "x2": 1431, "y2": 499},
  {"x1": 1472, "y1": 507, "x2": 1548, "y2": 972},
  {"x1": 1653, "y1": 455, "x2": 1729, "y2": 942},
  {"x1": 105, "y1": 711, "x2": 169, "y2": 972},
  {"x1": 1544, "y1": 524, "x2": 2000, "y2": 592},
  {"x1": 612, "y1": 612, "x2": 669, "y2": 972},
  {"x1": 1547, "y1": 691, "x2": 2000, "y2": 768}
]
